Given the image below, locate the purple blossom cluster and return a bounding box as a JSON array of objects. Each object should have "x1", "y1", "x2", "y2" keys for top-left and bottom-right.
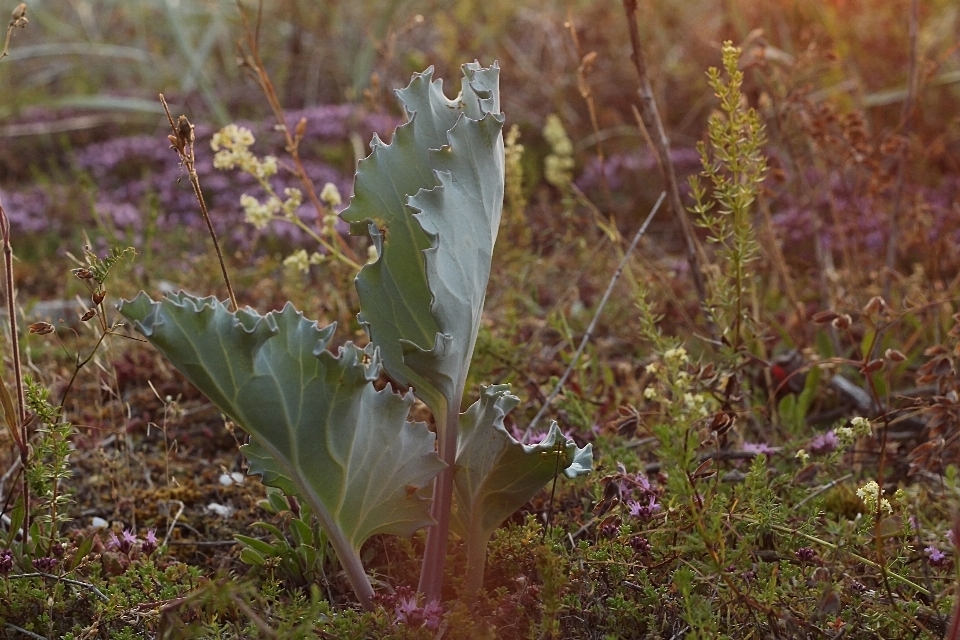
[
  {"x1": 769, "y1": 169, "x2": 960, "y2": 257},
  {"x1": 807, "y1": 430, "x2": 839, "y2": 455},
  {"x1": 576, "y1": 148, "x2": 702, "y2": 194},
  {"x1": 106, "y1": 527, "x2": 158, "y2": 556},
  {"x1": 388, "y1": 586, "x2": 444, "y2": 630},
  {"x1": 1, "y1": 105, "x2": 400, "y2": 254},
  {"x1": 924, "y1": 545, "x2": 948, "y2": 567},
  {"x1": 616, "y1": 464, "x2": 662, "y2": 524}
]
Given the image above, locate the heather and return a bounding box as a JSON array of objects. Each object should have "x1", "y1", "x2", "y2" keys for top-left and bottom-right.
[{"x1": 0, "y1": 1, "x2": 959, "y2": 639}]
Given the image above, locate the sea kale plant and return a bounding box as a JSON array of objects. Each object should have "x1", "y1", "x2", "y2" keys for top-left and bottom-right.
[{"x1": 118, "y1": 62, "x2": 592, "y2": 610}]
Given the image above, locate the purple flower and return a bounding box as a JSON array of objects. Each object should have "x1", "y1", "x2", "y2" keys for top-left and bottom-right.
[
  {"x1": 143, "y1": 529, "x2": 158, "y2": 555},
  {"x1": 392, "y1": 587, "x2": 444, "y2": 629},
  {"x1": 107, "y1": 528, "x2": 137, "y2": 554},
  {"x1": 808, "y1": 430, "x2": 839, "y2": 455},
  {"x1": 629, "y1": 535, "x2": 651, "y2": 554},
  {"x1": 742, "y1": 441, "x2": 775, "y2": 455},
  {"x1": 925, "y1": 545, "x2": 948, "y2": 567},
  {"x1": 795, "y1": 547, "x2": 818, "y2": 563},
  {"x1": 422, "y1": 600, "x2": 444, "y2": 631},
  {"x1": 32, "y1": 556, "x2": 57, "y2": 571},
  {"x1": 626, "y1": 496, "x2": 661, "y2": 521},
  {"x1": 106, "y1": 532, "x2": 120, "y2": 550},
  {"x1": 0, "y1": 549, "x2": 13, "y2": 574}
]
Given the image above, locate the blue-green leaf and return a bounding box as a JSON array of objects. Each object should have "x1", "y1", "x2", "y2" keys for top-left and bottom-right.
[
  {"x1": 452, "y1": 385, "x2": 593, "y2": 594},
  {"x1": 118, "y1": 292, "x2": 445, "y2": 607}
]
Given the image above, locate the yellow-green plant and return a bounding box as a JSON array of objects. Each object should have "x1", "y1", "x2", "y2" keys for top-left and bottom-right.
[{"x1": 689, "y1": 41, "x2": 767, "y2": 355}]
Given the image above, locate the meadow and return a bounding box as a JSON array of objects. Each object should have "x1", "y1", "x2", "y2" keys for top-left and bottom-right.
[{"x1": 0, "y1": 0, "x2": 959, "y2": 638}]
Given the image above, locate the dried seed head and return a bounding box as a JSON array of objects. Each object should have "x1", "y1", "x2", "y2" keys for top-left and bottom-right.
[
  {"x1": 861, "y1": 358, "x2": 884, "y2": 374},
  {"x1": 812, "y1": 310, "x2": 841, "y2": 324},
  {"x1": 80, "y1": 309, "x2": 96, "y2": 322},
  {"x1": 28, "y1": 322, "x2": 54, "y2": 335},
  {"x1": 176, "y1": 115, "x2": 194, "y2": 146},
  {"x1": 92, "y1": 290, "x2": 106, "y2": 305},
  {"x1": 294, "y1": 117, "x2": 307, "y2": 140},
  {"x1": 884, "y1": 348, "x2": 907, "y2": 362},
  {"x1": 73, "y1": 268, "x2": 94, "y2": 280},
  {"x1": 862, "y1": 296, "x2": 886, "y2": 316},
  {"x1": 10, "y1": 3, "x2": 27, "y2": 28},
  {"x1": 831, "y1": 314, "x2": 852, "y2": 330}
]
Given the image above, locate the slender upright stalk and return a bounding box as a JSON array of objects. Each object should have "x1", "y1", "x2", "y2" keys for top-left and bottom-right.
[
  {"x1": 621, "y1": 0, "x2": 709, "y2": 313},
  {"x1": 236, "y1": 4, "x2": 359, "y2": 265},
  {"x1": 883, "y1": 0, "x2": 919, "y2": 301},
  {"x1": 417, "y1": 398, "x2": 454, "y2": 602},
  {"x1": 159, "y1": 95, "x2": 238, "y2": 311},
  {"x1": 0, "y1": 199, "x2": 28, "y2": 543},
  {"x1": 524, "y1": 192, "x2": 664, "y2": 439}
]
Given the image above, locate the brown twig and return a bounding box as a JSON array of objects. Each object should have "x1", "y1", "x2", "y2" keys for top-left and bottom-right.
[
  {"x1": 621, "y1": 0, "x2": 709, "y2": 314},
  {"x1": 883, "y1": 0, "x2": 920, "y2": 301},
  {"x1": 0, "y1": 197, "x2": 29, "y2": 544},
  {"x1": 159, "y1": 95, "x2": 238, "y2": 311},
  {"x1": 235, "y1": 3, "x2": 359, "y2": 265},
  {"x1": 0, "y1": 3, "x2": 27, "y2": 61},
  {"x1": 566, "y1": 14, "x2": 610, "y2": 202}
]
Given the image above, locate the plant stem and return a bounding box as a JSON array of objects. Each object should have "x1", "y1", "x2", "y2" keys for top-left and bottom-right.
[
  {"x1": 236, "y1": 4, "x2": 359, "y2": 266},
  {"x1": 621, "y1": 0, "x2": 709, "y2": 314},
  {"x1": 524, "y1": 192, "x2": 664, "y2": 439},
  {"x1": 159, "y1": 95, "x2": 238, "y2": 311},
  {"x1": 418, "y1": 399, "x2": 456, "y2": 602},
  {"x1": 883, "y1": 0, "x2": 919, "y2": 301},
  {"x1": 0, "y1": 199, "x2": 29, "y2": 545}
]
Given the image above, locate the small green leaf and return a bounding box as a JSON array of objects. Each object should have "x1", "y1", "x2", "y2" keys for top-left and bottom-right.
[
  {"x1": 240, "y1": 547, "x2": 267, "y2": 567},
  {"x1": 290, "y1": 518, "x2": 312, "y2": 548},
  {"x1": 236, "y1": 534, "x2": 279, "y2": 557}
]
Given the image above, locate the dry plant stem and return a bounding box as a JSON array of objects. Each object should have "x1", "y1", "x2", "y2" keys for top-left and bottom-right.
[
  {"x1": 0, "y1": 200, "x2": 29, "y2": 545},
  {"x1": 1, "y1": 3, "x2": 27, "y2": 61},
  {"x1": 159, "y1": 95, "x2": 238, "y2": 311},
  {"x1": 523, "y1": 192, "x2": 665, "y2": 440},
  {"x1": 236, "y1": 5, "x2": 359, "y2": 264},
  {"x1": 566, "y1": 14, "x2": 609, "y2": 201},
  {"x1": 621, "y1": 0, "x2": 708, "y2": 313},
  {"x1": 883, "y1": 0, "x2": 920, "y2": 301}
]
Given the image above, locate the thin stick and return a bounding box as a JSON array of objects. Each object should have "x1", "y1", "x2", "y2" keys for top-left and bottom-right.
[
  {"x1": 159, "y1": 95, "x2": 238, "y2": 311},
  {"x1": 8, "y1": 572, "x2": 109, "y2": 601},
  {"x1": 0, "y1": 198, "x2": 28, "y2": 544},
  {"x1": 523, "y1": 192, "x2": 665, "y2": 440},
  {"x1": 883, "y1": 0, "x2": 920, "y2": 301},
  {"x1": 621, "y1": 0, "x2": 709, "y2": 314},
  {"x1": 236, "y1": 4, "x2": 359, "y2": 265},
  {"x1": 1, "y1": 4, "x2": 28, "y2": 61}
]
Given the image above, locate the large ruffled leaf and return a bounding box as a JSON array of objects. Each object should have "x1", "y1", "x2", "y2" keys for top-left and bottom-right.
[
  {"x1": 340, "y1": 62, "x2": 504, "y2": 413},
  {"x1": 117, "y1": 292, "x2": 445, "y2": 607},
  {"x1": 451, "y1": 385, "x2": 593, "y2": 594}
]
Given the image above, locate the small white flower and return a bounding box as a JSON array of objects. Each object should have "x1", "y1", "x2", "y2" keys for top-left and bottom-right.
[
  {"x1": 256, "y1": 155, "x2": 278, "y2": 179},
  {"x1": 283, "y1": 249, "x2": 311, "y2": 274},
  {"x1": 320, "y1": 182, "x2": 342, "y2": 208},
  {"x1": 240, "y1": 194, "x2": 273, "y2": 230},
  {"x1": 795, "y1": 449, "x2": 810, "y2": 465},
  {"x1": 851, "y1": 416, "x2": 872, "y2": 437},
  {"x1": 210, "y1": 124, "x2": 255, "y2": 152}
]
